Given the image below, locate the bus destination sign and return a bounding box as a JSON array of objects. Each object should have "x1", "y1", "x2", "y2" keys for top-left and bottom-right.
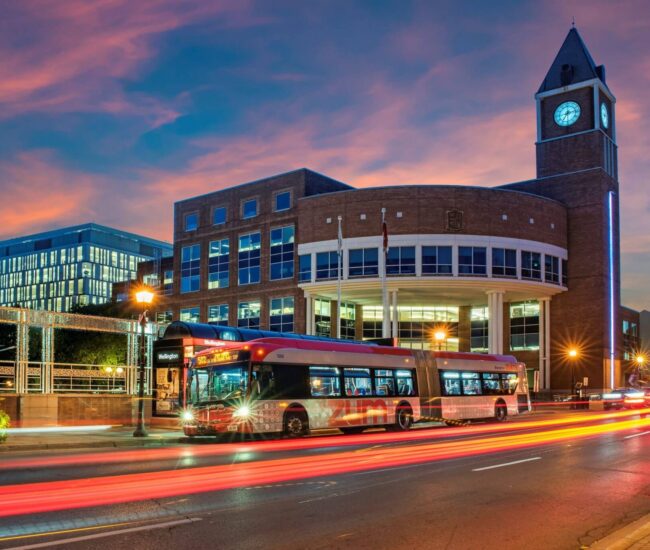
[{"x1": 196, "y1": 349, "x2": 245, "y2": 367}]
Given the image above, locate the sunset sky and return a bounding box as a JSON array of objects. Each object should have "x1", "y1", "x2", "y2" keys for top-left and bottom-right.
[{"x1": 0, "y1": 0, "x2": 648, "y2": 309}]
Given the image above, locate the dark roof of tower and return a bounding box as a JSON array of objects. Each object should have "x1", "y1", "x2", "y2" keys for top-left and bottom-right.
[{"x1": 538, "y1": 28, "x2": 608, "y2": 94}]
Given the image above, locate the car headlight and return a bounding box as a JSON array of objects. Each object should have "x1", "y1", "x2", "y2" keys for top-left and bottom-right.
[
  {"x1": 181, "y1": 410, "x2": 195, "y2": 422},
  {"x1": 233, "y1": 405, "x2": 250, "y2": 418},
  {"x1": 602, "y1": 393, "x2": 622, "y2": 399},
  {"x1": 625, "y1": 392, "x2": 645, "y2": 399}
]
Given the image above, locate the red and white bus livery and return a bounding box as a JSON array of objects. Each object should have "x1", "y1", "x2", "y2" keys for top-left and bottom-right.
[{"x1": 181, "y1": 338, "x2": 530, "y2": 437}]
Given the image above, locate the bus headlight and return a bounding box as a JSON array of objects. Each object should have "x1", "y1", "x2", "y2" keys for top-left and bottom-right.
[
  {"x1": 233, "y1": 405, "x2": 250, "y2": 418},
  {"x1": 181, "y1": 410, "x2": 195, "y2": 422}
]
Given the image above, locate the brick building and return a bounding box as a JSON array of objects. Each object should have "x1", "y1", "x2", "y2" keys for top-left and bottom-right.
[{"x1": 164, "y1": 29, "x2": 634, "y2": 392}]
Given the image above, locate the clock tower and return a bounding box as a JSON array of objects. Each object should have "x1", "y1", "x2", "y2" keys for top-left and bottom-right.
[
  {"x1": 536, "y1": 27, "x2": 617, "y2": 179},
  {"x1": 503, "y1": 27, "x2": 621, "y2": 391}
]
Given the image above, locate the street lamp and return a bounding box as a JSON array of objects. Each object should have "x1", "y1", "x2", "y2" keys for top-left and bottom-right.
[
  {"x1": 433, "y1": 329, "x2": 447, "y2": 351},
  {"x1": 133, "y1": 287, "x2": 154, "y2": 438},
  {"x1": 567, "y1": 348, "x2": 579, "y2": 402}
]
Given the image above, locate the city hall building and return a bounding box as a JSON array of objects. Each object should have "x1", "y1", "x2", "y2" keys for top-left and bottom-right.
[{"x1": 166, "y1": 29, "x2": 631, "y2": 392}]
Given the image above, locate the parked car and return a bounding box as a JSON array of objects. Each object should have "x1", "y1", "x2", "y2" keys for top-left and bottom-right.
[{"x1": 602, "y1": 388, "x2": 647, "y2": 410}]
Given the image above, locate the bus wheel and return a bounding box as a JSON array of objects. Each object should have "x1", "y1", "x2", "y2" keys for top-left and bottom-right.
[
  {"x1": 284, "y1": 408, "x2": 309, "y2": 437},
  {"x1": 340, "y1": 426, "x2": 365, "y2": 435},
  {"x1": 389, "y1": 404, "x2": 413, "y2": 431},
  {"x1": 494, "y1": 400, "x2": 508, "y2": 422}
]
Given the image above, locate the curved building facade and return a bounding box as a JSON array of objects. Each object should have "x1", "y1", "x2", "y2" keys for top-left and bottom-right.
[{"x1": 167, "y1": 29, "x2": 630, "y2": 391}]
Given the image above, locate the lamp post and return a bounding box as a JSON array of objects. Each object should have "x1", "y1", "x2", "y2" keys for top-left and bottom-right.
[
  {"x1": 133, "y1": 288, "x2": 154, "y2": 438},
  {"x1": 568, "y1": 348, "x2": 579, "y2": 404},
  {"x1": 434, "y1": 329, "x2": 447, "y2": 351}
]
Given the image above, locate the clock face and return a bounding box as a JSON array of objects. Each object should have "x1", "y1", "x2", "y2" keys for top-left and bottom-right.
[
  {"x1": 554, "y1": 101, "x2": 581, "y2": 127},
  {"x1": 601, "y1": 103, "x2": 609, "y2": 129}
]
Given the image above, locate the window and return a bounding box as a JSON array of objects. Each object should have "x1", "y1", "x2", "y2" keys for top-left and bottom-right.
[
  {"x1": 481, "y1": 373, "x2": 501, "y2": 395},
  {"x1": 396, "y1": 369, "x2": 415, "y2": 395},
  {"x1": 362, "y1": 306, "x2": 383, "y2": 340},
  {"x1": 374, "y1": 369, "x2": 395, "y2": 396},
  {"x1": 340, "y1": 302, "x2": 356, "y2": 340},
  {"x1": 270, "y1": 296, "x2": 294, "y2": 332},
  {"x1": 156, "y1": 311, "x2": 172, "y2": 324},
  {"x1": 510, "y1": 301, "x2": 539, "y2": 351},
  {"x1": 180, "y1": 307, "x2": 200, "y2": 323},
  {"x1": 238, "y1": 232, "x2": 261, "y2": 285},
  {"x1": 461, "y1": 372, "x2": 482, "y2": 395},
  {"x1": 562, "y1": 259, "x2": 568, "y2": 286},
  {"x1": 422, "y1": 246, "x2": 452, "y2": 275},
  {"x1": 386, "y1": 246, "x2": 416, "y2": 275},
  {"x1": 242, "y1": 199, "x2": 258, "y2": 219},
  {"x1": 492, "y1": 248, "x2": 517, "y2": 277},
  {"x1": 310, "y1": 366, "x2": 341, "y2": 397},
  {"x1": 208, "y1": 239, "x2": 229, "y2": 289},
  {"x1": 349, "y1": 248, "x2": 378, "y2": 278},
  {"x1": 238, "y1": 301, "x2": 260, "y2": 329},
  {"x1": 458, "y1": 247, "x2": 487, "y2": 276},
  {"x1": 184, "y1": 213, "x2": 198, "y2": 232},
  {"x1": 344, "y1": 368, "x2": 371, "y2": 396},
  {"x1": 180, "y1": 244, "x2": 200, "y2": 293},
  {"x1": 208, "y1": 304, "x2": 229, "y2": 325},
  {"x1": 316, "y1": 251, "x2": 339, "y2": 280},
  {"x1": 270, "y1": 226, "x2": 294, "y2": 280},
  {"x1": 299, "y1": 254, "x2": 312, "y2": 282},
  {"x1": 441, "y1": 371, "x2": 461, "y2": 396},
  {"x1": 213, "y1": 207, "x2": 226, "y2": 225},
  {"x1": 545, "y1": 255, "x2": 559, "y2": 284},
  {"x1": 163, "y1": 270, "x2": 173, "y2": 295},
  {"x1": 521, "y1": 251, "x2": 542, "y2": 280},
  {"x1": 470, "y1": 307, "x2": 488, "y2": 352},
  {"x1": 274, "y1": 191, "x2": 291, "y2": 212},
  {"x1": 315, "y1": 298, "x2": 331, "y2": 337}
]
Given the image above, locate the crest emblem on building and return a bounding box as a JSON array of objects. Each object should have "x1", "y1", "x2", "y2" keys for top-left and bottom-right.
[{"x1": 445, "y1": 209, "x2": 464, "y2": 232}]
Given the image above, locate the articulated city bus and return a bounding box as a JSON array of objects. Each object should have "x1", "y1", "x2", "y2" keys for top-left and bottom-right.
[{"x1": 181, "y1": 337, "x2": 530, "y2": 437}]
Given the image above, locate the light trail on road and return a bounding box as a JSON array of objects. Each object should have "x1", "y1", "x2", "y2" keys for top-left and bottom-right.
[
  {"x1": 0, "y1": 414, "x2": 648, "y2": 519},
  {"x1": 2, "y1": 408, "x2": 648, "y2": 472}
]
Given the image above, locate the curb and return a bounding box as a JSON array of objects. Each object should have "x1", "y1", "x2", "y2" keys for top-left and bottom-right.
[
  {"x1": 0, "y1": 437, "x2": 186, "y2": 452},
  {"x1": 589, "y1": 513, "x2": 650, "y2": 549}
]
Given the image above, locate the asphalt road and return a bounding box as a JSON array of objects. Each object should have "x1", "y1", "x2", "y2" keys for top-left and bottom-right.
[{"x1": 0, "y1": 410, "x2": 648, "y2": 550}]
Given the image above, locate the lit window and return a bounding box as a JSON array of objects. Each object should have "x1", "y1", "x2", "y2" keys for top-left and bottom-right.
[
  {"x1": 270, "y1": 226, "x2": 294, "y2": 280},
  {"x1": 510, "y1": 301, "x2": 539, "y2": 351},
  {"x1": 458, "y1": 247, "x2": 486, "y2": 276},
  {"x1": 492, "y1": 248, "x2": 517, "y2": 277},
  {"x1": 180, "y1": 244, "x2": 200, "y2": 293},
  {"x1": 180, "y1": 307, "x2": 200, "y2": 323},
  {"x1": 208, "y1": 239, "x2": 229, "y2": 289},
  {"x1": 340, "y1": 302, "x2": 356, "y2": 340},
  {"x1": 238, "y1": 232, "x2": 261, "y2": 285},
  {"x1": 238, "y1": 301, "x2": 260, "y2": 329},
  {"x1": 269, "y1": 297, "x2": 294, "y2": 332},
  {"x1": 242, "y1": 199, "x2": 258, "y2": 219},
  {"x1": 274, "y1": 191, "x2": 291, "y2": 212},
  {"x1": 156, "y1": 311, "x2": 173, "y2": 323},
  {"x1": 213, "y1": 207, "x2": 226, "y2": 225},
  {"x1": 185, "y1": 213, "x2": 198, "y2": 232},
  {"x1": 470, "y1": 307, "x2": 488, "y2": 352},
  {"x1": 315, "y1": 298, "x2": 331, "y2": 337},
  {"x1": 208, "y1": 304, "x2": 229, "y2": 326},
  {"x1": 422, "y1": 246, "x2": 452, "y2": 276},
  {"x1": 349, "y1": 248, "x2": 378, "y2": 278},
  {"x1": 521, "y1": 251, "x2": 542, "y2": 280}
]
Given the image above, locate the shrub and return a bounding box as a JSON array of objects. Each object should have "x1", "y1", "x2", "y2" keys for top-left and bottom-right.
[{"x1": 0, "y1": 410, "x2": 9, "y2": 442}]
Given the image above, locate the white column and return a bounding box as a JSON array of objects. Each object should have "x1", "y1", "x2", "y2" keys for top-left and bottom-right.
[
  {"x1": 544, "y1": 298, "x2": 551, "y2": 390},
  {"x1": 305, "y1": 292, "x2": 313, "y2": 335},
  {"x1": 486, "y1": 290, "x2": 504, "y2": 354},
  {"x1": 391, "y1": 290, "x2": 399, "y2": 340},
  {"x1": 538, "y1": 297, "x2": 546, "y2": 390}
]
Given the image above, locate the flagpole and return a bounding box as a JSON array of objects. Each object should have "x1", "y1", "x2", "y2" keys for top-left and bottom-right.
[
  {"x1": 381, "y1": 208, "x2": 390, "y2": 338},
  {"x1": 337, "y1": 215, "x2": 343, "y2": 339}
]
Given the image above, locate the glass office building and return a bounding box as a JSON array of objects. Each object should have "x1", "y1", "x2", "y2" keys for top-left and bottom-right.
[{"x1": 0, "y1": 224, "x2": 172, "y2": 312}]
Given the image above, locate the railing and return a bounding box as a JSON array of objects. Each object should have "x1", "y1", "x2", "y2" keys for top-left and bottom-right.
[{"x1": 0, "y1": 360, "x2": 150, "y2": 394}]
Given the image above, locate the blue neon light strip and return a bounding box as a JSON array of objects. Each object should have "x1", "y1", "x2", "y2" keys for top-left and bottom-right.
[{"x1": 608, "y1": 191, "x2": 615, "y2": 389}]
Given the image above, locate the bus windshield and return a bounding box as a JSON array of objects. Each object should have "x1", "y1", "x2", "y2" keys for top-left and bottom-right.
[{"x1": 187, "y1": 362, "x2": 248, "y2": 405}]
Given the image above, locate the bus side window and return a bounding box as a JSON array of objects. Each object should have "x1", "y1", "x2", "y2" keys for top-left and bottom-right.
[
  {"x1": 396, "y1": 370, "x2": 415, "y2": 396},
  {"x1": 501, "y1": 373, "x2": 518, "y2": 394},
  {"x1": 441, "y1": 371, "x2": 461, "y2": 396},
  {"x1": 374, "y1": 369, "x2": 395, "y2": 396},
  {"x1": 481, "y1": 373, "x2": 501, "y2": 395}
]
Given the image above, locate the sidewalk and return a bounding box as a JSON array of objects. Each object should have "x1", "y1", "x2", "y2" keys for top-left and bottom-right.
[
  {"x1": 0, "y1": 425, "x2": 185, "y2": 452},
  {"x1": 589, "y1": 513, "x2": 650, "y2": 549}
]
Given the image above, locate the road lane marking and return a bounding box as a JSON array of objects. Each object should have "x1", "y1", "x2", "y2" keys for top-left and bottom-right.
[
  {"x1": 4, "y1": 518, "x2": 202, "y2": 550},
  {"x1": 0, "y1": 522, "x2": 136, "y2": 543},
  {"x1": 623, "y1": 430, "x2": 650, "y2": 440},
  {"x1": 472, "y1": 457, "x2": 541, "y2": 472}
]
